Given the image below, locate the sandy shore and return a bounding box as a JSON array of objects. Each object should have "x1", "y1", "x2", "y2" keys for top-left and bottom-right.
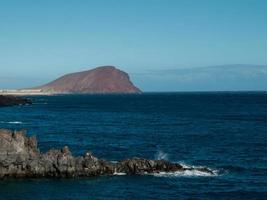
[
  {"x1": 0, "y1": 92, "x2": 53, "y2": 96},
  {"x1": 0, "y1": 90, "x2": 55, "y2": 96}
]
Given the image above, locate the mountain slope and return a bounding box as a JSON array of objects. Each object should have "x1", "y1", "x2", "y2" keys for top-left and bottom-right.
[{"x1": 35, "y1": 66, "x2": 141, "y2": 93}]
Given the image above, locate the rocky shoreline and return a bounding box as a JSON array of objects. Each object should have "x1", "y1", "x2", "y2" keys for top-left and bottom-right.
[
  {"x1": 0, "y1": 129, "x2": 214, "y2": 179},
  {"x1": 0, "y1": 95, "x2": 32, "y2": 107}
]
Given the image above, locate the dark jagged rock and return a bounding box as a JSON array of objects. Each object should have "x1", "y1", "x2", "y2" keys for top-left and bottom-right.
[
  {"x1": 116, "y1": 158, "x2": 184, "y2": 174},
  {"x1": 0, "y1": 95, "x2": 31, "y2": 107},
  {"x1": 0, "y1": 129, "x2": 214, "y2": 179}
]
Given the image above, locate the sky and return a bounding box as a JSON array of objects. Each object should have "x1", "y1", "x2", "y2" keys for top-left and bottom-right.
[{"x1": 0, "y1": 0, "x2": 267, "y2": 90}]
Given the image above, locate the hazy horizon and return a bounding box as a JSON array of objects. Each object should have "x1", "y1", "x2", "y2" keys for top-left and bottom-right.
[{"x1": 1, "y1": 64, "x2": 267, "y2": 92}]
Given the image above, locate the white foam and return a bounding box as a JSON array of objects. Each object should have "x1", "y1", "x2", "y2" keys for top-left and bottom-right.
[
  {"x1": 113, "y1": 172, "x2": 127, "y2": 176},
  {"x1": 152, "y1": 162, "x2": 218, "y2": 178},
  {"x1": 113, "y1": 167, "x2": 127, "y2": 176},
  {"x1": 8, "y1": 121, "x2": 23, "y2": 124},
  {"x1": 179, "y1": 162, "x2": 191, "y2": 168},
  {"x1": 152, "y1": 169, "x2": 217, "y2": 177},
  {"x1": 0, "y1": 121, "x2": 23, "y2": 124}
]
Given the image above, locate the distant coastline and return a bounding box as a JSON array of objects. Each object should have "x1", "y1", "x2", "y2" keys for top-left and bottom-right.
[
  {"x1": 1, "y1": 89, "x2": 266, "y2": 96},
  {"x1": 0, "y1": 89, "x2": 142, "y2": 96},
  {"x1": 0, "y1": 89, "x2": 54, "y2": 96}
]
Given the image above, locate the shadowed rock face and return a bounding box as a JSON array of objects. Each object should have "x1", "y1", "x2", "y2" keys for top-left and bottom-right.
[
  {"x1": 0, "y1": 129, "x2": 214, "y2": 179},
  {"x1": 34, "y1": 66, "x2": 141, "y2": 94},
  {"x1": 0, "y1": 95, "x2": 31, "y2": 107}
]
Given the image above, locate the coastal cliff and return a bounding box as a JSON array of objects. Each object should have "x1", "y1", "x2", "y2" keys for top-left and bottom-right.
[{"x1": 0, "y1": 129, "x2": 214, "y2": 178}]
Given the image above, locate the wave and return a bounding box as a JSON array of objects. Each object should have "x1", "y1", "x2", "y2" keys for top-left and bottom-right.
[
  {"x1": 153, "y1": 151, "x2": 218, "y2": 177},
  {"x1": 112, "y1": 163, "x2": 218, "y2": 178},
  {"x1": 173, "y1": 162, "x2": 218, "y2": 177},
  {"x1": 112, "y1": 150, "x2": 218, "y2": 178},
  {"x1": 152, "y1": 168, "x2": 218, "y2": 177},
  {"x1": 112, "y1": 167, "x2": 218, "y2": 177},
  {"x1": 0, "y1": 121, "x2": 23, "y2": 124}
]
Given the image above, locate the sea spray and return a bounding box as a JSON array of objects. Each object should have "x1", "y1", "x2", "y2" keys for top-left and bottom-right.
[{"x1": 155, "y1": 150, "x2": 169, "y2": 160}]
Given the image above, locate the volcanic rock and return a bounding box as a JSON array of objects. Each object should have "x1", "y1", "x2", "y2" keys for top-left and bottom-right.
[
  {"x1": 0, "y1": 129, "x2": 214, "y2": 179},
  {"x1": 0, "y1": 95, "x2": 31, "y2": 107}
]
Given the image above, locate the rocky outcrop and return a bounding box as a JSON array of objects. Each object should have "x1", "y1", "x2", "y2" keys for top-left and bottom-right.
[
  {"x1": 0, "y1": 129, "x2": 214, "y2": 179},
  {"x1": 33, "y1": 66, "x2": 141, "y2": 94},
  {"x1": 115, "y1": 158, "x2": 184, "y2": 174},
  {"x1": 0, "y1": 95, "x2": 31, "y2": 107}
]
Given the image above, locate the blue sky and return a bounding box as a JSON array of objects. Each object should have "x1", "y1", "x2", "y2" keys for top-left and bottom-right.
[{"x1": 0, "y1": 0, "x2": 267, "y2": 90}]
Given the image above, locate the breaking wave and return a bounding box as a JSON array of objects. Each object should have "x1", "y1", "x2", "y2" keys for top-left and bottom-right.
[
  {"x1": 153, "y1": 163, "x2": 218, "y2": 177},
  {"x1": 112, "y1": 163, "x2": 218, "y2": 178},
  {"x1": 112, "y1": 151, "x2": 218, "y2": 178},
  {"x1": 152, "y1": 169, "x2": 218, "y2": 177},
  {"x1": 153, "y1": 151, "x2": 218, "y2": 177}
]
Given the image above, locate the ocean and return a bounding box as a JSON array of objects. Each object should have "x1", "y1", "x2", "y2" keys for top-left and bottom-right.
[{"x1": 0, "y1": 93, "x2": 266, "y2": 199}]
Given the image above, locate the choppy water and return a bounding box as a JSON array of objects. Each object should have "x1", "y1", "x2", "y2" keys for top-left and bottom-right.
[{"x1": 0, "y1": 93, "x2": 267, "y2": 199}]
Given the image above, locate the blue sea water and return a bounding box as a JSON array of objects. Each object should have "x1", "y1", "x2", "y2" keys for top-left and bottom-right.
[{"x1": 0, "y1": 93, "x2": 267, "y2": 199}]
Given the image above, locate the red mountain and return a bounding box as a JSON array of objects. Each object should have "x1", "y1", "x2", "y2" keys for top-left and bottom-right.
[{"x1": 34, "y1": 66, "x2": 141, "y2": 94}]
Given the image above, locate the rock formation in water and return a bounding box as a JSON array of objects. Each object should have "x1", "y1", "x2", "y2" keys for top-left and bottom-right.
[
  {"x1": 0, "y1": 129, "x2": 214, "y2": 179},
  {"x1": 0, "y1": 95, "x2": 31, "y2": 107},
  {"x1": 33, "y1": 66, "x2": 141, "y2": 94}
]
